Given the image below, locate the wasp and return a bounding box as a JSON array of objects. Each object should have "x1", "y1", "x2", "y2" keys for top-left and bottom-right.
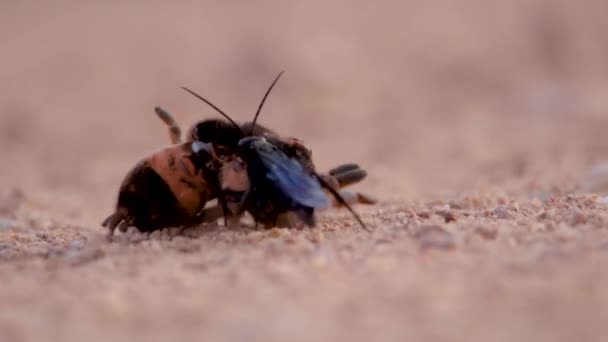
[
  {"x1": 100, "y1": 129, "x2": 218, "y2": 240},
  {"x1": 102, "y1": 72, "x2": 375, "y2": 239},
  {"x1": 183, "y1": 71, "x2": 376, "y2": 229}
]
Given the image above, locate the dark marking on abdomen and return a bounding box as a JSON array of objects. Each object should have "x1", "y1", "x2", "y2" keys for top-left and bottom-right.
[
  {"x1": 116, "y1": 164, "x2": 191, "y2": 232},
  {"x1": 179, "y1": 177, "x2": 197, "y2": 190},
  {"x1": 168, "y1": 154, "x2": 176, "y2": 170}
]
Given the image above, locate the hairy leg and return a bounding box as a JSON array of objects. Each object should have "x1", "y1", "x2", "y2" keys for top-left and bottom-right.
[{"x1": 154, "y1": 106, "x2": 182, "y2": 144}]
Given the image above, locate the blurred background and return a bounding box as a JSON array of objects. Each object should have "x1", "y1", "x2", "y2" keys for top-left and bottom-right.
[
  {"x1": 5, "y1": 3, "x2": 608, "y2": 341},
  {"x1": 1, "y1": 0, "x2": 608, "y2": 224}
]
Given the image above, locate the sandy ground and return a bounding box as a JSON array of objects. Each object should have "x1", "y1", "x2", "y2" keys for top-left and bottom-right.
[{"x1": 2, "y1": 1, "x2": 608, "y2": 341}]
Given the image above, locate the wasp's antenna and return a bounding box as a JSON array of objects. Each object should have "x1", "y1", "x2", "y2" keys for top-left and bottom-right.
[
  {"x1": 181, "y1": 86, "x2": 246, "y2": 136},
  {"x1": 250, "y1": 71, "x2": 284, "y2": 135},
  {"x1": 316, "y1": 174, "x2": 369, "y2": 231}
]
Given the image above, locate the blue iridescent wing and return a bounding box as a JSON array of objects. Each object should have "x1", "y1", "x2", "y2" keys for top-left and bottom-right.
[{"x1": 252, "y1": 139, "x2": 331, "y2": 209}]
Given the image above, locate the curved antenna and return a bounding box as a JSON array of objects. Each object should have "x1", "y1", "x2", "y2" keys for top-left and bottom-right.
[
  {"x1": 250, "y1": 71, "x2": 284, "y2": 135},
  {"x1": 180, "y1": 86, "x2": 246, "y2": 136}
]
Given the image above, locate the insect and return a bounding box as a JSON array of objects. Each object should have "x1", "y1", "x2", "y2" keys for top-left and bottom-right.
[
  {"x1": 183, "y1": 71, "x2": 375, "y2": 229},
  {"x1": 100, "y1": 125, "x2": 223, "y2": 240},
  {"x1": 102, "y1": 71, "x2": 375, "y2": 239}
]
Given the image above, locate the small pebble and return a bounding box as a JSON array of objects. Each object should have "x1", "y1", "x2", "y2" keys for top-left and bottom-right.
[
  {"x1": 435, "y1": 210, "x2": 457, "y2": 223},
  {"x1": 492, "y1": 205, "x2": 512, "y2": 219},
  {"x1": 149, "y1": 230, "x2": 162, "y2": 240},
  {"x1": 269, "y1": 228, "x2": 284, "y2": 238},
  {"x1": 310, "y1": 231, "x2": 325, "y2": 244},
  {"x1": 66, "y1": 247, "x2": 105, "y2": 267},
  {"x1": 529, "y1": 222, "x2": 547, "y2": 232},
  {"x1": 68, "y1": 239, "x2": 85, "y2": 251},
  {"x1": 530, "y1": 198, "x2": 544, "y2": 209},
  {"x1": 569, "y1": 209, "x2": 587, "y2": 226},
  {"x1": 414, "y1": 225, "x2": 456, "y2": 251}
]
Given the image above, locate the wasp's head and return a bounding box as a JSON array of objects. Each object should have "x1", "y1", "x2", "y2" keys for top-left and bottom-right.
[{"x1": 188, "y1": 119, "x2": 243, "y2": 149}]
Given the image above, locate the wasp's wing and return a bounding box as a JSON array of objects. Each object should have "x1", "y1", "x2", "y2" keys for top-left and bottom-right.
[{"x1": 254, "y1": 143, "x2": 331, "y2": 209}]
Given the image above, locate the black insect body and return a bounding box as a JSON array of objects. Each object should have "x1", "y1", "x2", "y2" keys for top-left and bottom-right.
[
  {"x1": 237, "y1": 136, "x2": 331, "y2": 227},
  {"x1": 224, "y1": 136, "x2": 368, "y2": 229},
  {"x1": 182, "y1": 71, "x2": 372, "y2": 229},
  {"x1": 215, "y1": 148, "x2": 373, "y2": 228}
]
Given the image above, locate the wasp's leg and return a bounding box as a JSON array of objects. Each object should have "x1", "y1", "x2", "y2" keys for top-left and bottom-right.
[
  {"x1": 319, "y1": 169, "x2": 366, "y2": 190},
  {"x1": 117, "y1": 219, "x2": 130, "y2": 233},
  {"x1": 329, "y1": 190, "x2": 378, "y2": 207},
  {"x1": 328, "y1": 163, "x2": 360, "y2": 176},
  {"x1": 195, "y1": 204, "x2": 243, "y2": 227},
  {"x1": 322, "y1": 164, "x2": 368, "y2": 189},
  {"x1": 194, "y1": 205, "x2": 224, "y2": 223},
  {"x1": 332, "y1": 168, "x2": 367, "y2": 188},
  {"x1": 101, "y1": 211, "x2": 127, "y2": 241},
  {"x1": 154, "y1": 106, "x2": 182, "y2": 144}
]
